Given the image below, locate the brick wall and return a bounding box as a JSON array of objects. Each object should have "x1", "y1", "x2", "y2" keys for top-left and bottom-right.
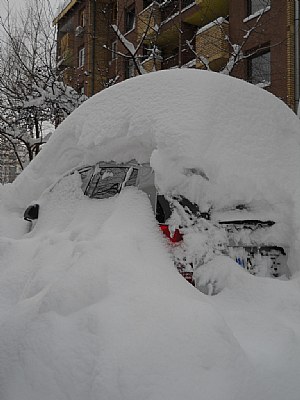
[{"x1": 229, "y1": 0, "x2": 294, "y2": 109}]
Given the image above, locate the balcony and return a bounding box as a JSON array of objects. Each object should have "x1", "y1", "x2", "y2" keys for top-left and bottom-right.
[
  {"x1": 185, "y1": 0, "x2": 229, "y2": 25},
  {"x1": 53, "y1": 0, "x2": 78, "y2": 25},
  {"x1": 195, "y1": 17, "x2": 229, "y2": 71},
  {"x1": 141, "y1": 57, "x2": 162, "y2": 73},
  {"x1": 161, "y1": 0, "x2": 229, "y2": 27}
]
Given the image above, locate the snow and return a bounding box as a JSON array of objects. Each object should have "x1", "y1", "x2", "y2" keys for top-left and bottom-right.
[
  {"x1": 196, "y1": 17, "x2": 228, "y2": 35},
  {"x1": 243, "y1": 5, "x2": 271, "y2": 23},
  {"x1": 9, "y1": 68, "x2": 299, "y2": 270},
  {"x1": 197, "y1": 256, "x2": 300, "y2": 400},
  {"x1": 1, "y1": 69, "x2": 300, "y2": 399},
  {"x1": 111, "y1": 25, "x2": 136, "y2": 55},
  {"x1": 0, "y1": 178, "x2": 260, "y2": 400},
  {"x1": 7, "y1": 70, "x2": 300, "y2": 211}
]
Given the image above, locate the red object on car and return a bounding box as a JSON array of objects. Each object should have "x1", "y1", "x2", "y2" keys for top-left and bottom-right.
[{"x1": 159, "y1": 224, "x2": 183, "y2": 243}]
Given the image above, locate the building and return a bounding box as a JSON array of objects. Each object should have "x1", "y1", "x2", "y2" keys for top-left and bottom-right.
[
  {"x1": 0, "y1": 138, "x2": 23, "y2": 184},
  {"x1": 230, "y1": 0, "x2": 297, "y2": 111},
  {"x1": 54, "y1": 0, "x2": 300, "y2": 112},
  {"x1": 54, "y1": 0, "x2": 114, "y2": 96}
]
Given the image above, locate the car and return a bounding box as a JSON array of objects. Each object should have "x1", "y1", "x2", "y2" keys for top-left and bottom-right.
[
  {"x1": 18, "y1": 67, "x2": 300, "y2": 285},
  {"x1": 4, "y1": 68, "x2": 300, "y2": 400},
  {"x1": 24, "y1": 159, "x2": 290, "y2": 281}
]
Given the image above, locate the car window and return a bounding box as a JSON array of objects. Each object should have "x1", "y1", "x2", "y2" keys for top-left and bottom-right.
[
  {"x1": 125, "y1": 168, "x2": 138, "y2": 187},
  {"x1": 83, "y1": 166, "x2": 138, "y2": 200},
  {"x1": 78, "y1": 166, "x2": 94, "y2": 193},
  {"x1": 155, "y1": 195, "x2": 208, "y2": 224},
  {"x1": 156, "y1": 195, "x2": 172, "y2": 223}
]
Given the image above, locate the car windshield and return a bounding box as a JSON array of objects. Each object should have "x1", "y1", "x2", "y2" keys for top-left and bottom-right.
[{"x1": 79, "y1": 165, "x2": 138, "y2": 199}]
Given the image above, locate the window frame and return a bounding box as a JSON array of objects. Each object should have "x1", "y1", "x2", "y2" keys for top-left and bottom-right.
[
  {"x1": 247, "y1": 49, "x2": 271, "y2": 87},
  {"x1": 111, "y1": 41, "x2": 117, "y2": 60},
  {"x1": 78, "y1": 47, "x2": 85, "y2": 68},
  {"x1": 125, "y1": 4, "x2": 135, "y2": 32},
  {"x1": 78, "y1": 164, "x2": 139, "y2": 200},
  {"x1": 247, "y1": 0, "x2": 271, "y2": 16},
  {"x1": 78, "y1": 8, "x2": 86, "y2": 27}
]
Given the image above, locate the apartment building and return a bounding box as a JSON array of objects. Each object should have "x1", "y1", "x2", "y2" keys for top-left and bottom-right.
[
  {"x1": 54, "y1": 0, "x2": 300, "y2": 112},
  {"x1": 230, "y1": 0, "x2": 297, "y2": 111},
  {"x1": 54, "y1": 0, "x2": 114, "y2": 96},
  {"x1": 0, "y1": 138, "x2": 23, "y2": 184}
]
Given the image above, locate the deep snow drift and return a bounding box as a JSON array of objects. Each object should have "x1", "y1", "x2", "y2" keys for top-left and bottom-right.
[
  {"x1": 0, "y1": 177, "x2": 264, "y2": 400},
  {"x1": 4, "y1": 69, "x2": 300, "y2": 271},
  {"x1": 1, "y1": 70, "x2": 300, "y2": 399},
  {"x1": 4, "y1": 69, "x2": 300, "y2": 211}
]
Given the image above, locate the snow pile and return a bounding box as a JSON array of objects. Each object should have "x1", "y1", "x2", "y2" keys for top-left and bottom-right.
[
  {"x1": 5, "y1": 69, "x2": 300, "y2": 271},
  {"x1": 198, "y1": 256, "x2": 300, "y2": 400},
  {"x1": 0, "y1": 176, "x2": 260, "y2": 400},
  {"x1": 7, "y1": 69, "x2": 300, "y2": 210},
  {"x1": 1, "y1": 70, "x2": 300, "y2": 399}
]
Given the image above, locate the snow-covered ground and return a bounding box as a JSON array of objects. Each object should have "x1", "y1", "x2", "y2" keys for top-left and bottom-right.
[{"x1": 1, "y1": 69, "x2": 300, "y2": 399}]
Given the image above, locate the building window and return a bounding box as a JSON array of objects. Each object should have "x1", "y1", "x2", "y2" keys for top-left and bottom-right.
[
  {"x1": 247, "y1": 0, "x2": 270, "y2": 15},
  {"x1": 125, "y1": 4, "x2": 135, "y2": 32},
  {"x1": 111, "y1": 41, "x2": 117, "y2": 60},
  {"x1": 111, "y1": 2, "x2": 117, "y2": 22},
  {"x1": 247, "y1": 50, "x2": 271, "y2": 86},
  {"x1": 125, "y1": 58, "x2": 135, "y2": 79},
  {"x1": 143, "y1": 44, "x2": 150, "y2": 60},
  {"x1": 143, "y1": 0, "x2": 153, "y2": 9},
  {"x1": 78, "y1": 47, "x2": 85, "y2": 68},
  {"x1": 79, "y1": 9, "x2": 86, "y2": 27},
  {"x1": 143, "y1": 0, "x2": 163, "y2": 7},
  {"x1": 79, "y1": 86, "x2": 85, "y2": 95}
]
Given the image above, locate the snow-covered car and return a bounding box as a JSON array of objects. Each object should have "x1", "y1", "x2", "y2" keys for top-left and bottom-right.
[
  {"x1": 24, "y1": 159, "x2": 290, "y2": 280},
  {"x1": 17, "y1": 67, "x2": 300, "y2": 284},
  {"x1": 3, "y1": 69, "x2": 300, "y2": 400}
]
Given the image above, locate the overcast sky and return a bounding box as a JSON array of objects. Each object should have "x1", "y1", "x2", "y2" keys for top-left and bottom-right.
[{"x1": 0, "y1": 0, "x2": 60, "y2": 21}]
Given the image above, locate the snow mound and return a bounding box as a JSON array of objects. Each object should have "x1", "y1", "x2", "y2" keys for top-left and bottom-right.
[
  {"x1": 5, "y1": 69, "x2": 300, "y2": 272},
  {"x1": 7, "y1": 69, "x2": 300, "y2": 212},
  {"x1": 1, "y1": 71, "x2": 300, "y2": 399},
  {"x1": 0, "y1": 178, "x2": 260, "y2": 400}
]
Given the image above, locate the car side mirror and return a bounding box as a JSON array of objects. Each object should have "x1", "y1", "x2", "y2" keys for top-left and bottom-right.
[{"x1": 24, "y1": 204, "x2": 39, "y2": 221}]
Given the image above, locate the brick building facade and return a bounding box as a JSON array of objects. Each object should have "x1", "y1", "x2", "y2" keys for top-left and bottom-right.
[
  {"x1": 229, "y1": 0, "x2": 296, "y2": 110},
  {"x1": 54, "y1": 0, "x2": 300, "y2": 112},
  {"x1": 54, "y1": 0, "x2": 113, "y2": 96}
]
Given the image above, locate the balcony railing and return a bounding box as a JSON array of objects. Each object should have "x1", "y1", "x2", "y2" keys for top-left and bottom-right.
[{"x1": 195, "y1": 18, "x2": 229, "y2": 70}]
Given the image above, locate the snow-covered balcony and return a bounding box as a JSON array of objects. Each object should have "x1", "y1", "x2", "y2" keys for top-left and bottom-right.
[
  {"x1": 195, "y1": 17, "x2": 229, "y2": 71},
  {"x1": 53, "y1": 0, "x2": 78, "y2": 25},
  {"x1": 161, "y1": 0, "x2": 229, "y2": 28}
]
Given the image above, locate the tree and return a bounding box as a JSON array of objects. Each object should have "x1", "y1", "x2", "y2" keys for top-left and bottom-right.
[
  {"x1": 185, "y1": 3, "x2": 274, "y2": 76},
  {"x1": 0, "y1": 0, "x2": 86, "y2": 173},
  {"x1": 103, "y1": 0, "x2": 278, "y2": 84},
  {"x1": 100, "y1": 0, "x2": 165, "y2": 81}
]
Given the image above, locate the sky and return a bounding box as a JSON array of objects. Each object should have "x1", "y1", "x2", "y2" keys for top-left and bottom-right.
[{"x1": 0, "y1": 0, "x2": 60, "y2": 21}]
